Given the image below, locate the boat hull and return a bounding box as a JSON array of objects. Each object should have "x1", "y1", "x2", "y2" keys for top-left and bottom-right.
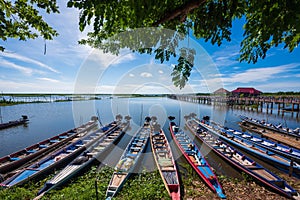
[
  {"x1": 0, "y1": 119, "x2": 98, "y2": 175},
  {"x1": 169, "y1": 122, "x2": 226, "y2": 199},
  {"x1": 186, "y1": 119, "x2": 299, "y2": 199},
  {"x1": 150, "y1": 128, "x2": 180, "y2": 200}
]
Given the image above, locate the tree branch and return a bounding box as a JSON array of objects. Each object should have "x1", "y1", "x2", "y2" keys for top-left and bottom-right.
[{"x1": 153, "y1": 0, "x2": 206, "y2": 26}]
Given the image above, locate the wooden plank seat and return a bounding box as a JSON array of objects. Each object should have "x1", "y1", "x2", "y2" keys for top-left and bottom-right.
[
  {"x1": 156, "y1": 150, "x2": 169, "y2": 154},
  {"x1": 86, "y1": 152, "x2": 97, "y2": 156},
  {"x1": 185, "y1": 150, "x2": 196, "y2": 155},
  {"x1": 26, "y1": 149, "x2": 37, "y2": 154},
  {"x1": 130, "y1": 147, "x2": 141, "y2": 151},
  {"x1": 158, "y1": 158, "x2": 173, "y2": 167},
  {"x1": 50, "y1": 140, "x2": 60, "y2": 143},
  {"x1": 59, "y1": 136, "x2": 68, "y2": 139},
  {"x1": 39, "y1": 144, "x2": 48, "y2": 148},
  {"x1": 10, "y1": 157, "x2": 21, "y2": 161},
  {"x1": 154, "y1": 141, "x2": 165, "y2": 145},
  {"x1": 269, "y1": 180, "x2": 284, "y2": 187},
  {"x1": 126, "y1": 153, "x2": 137, "y2": 158},
  {"x1": 245, "y1": 165, "x2": 263, "y2": 170}
]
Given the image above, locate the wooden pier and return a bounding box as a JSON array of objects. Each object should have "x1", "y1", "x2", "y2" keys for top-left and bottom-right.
[{"x1": 168, "y1": 95, "x2": 300, "y2": 118}]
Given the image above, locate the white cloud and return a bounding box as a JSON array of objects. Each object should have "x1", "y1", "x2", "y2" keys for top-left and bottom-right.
[
  {"x1": 221, "y1": 63, "x2": 299, "y2": 84},
  {"x1": 211, "y1": 45, "x2": 240, "y2": 67},
  {"x1": 140, "y1": 72, "x2": 153, "y2": 78},
  {"x1": 37, "y1": 77, "x2": 60, "y2": 83},
  {"x1": 129, "y1": 73, "x2": 135, "y2": 77},
  {"x1": 158, "y1": 70, "x2": 164, "y2": 74},
  {"x1": 1, "y1": 52, "x2": 59, "y2": 73},
  {"x1": 255, "y1": 81, "x2": 300, "y2": 92},
  {"x1": 0, "y1": 58, "x2": 37, "y2": 75},
  {"x1": 0, "y1": 78, "x2": 73, "y2": 93}
]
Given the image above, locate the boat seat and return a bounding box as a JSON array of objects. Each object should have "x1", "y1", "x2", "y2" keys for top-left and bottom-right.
[
  {"x1": 66, "y1": 150, "x2": 75, "y2": 153},
  {"x1": 59, "y1": 136, "x2": 68, "y2": 139},
  {"x1": 86, "y1": 152, "x2": 97, "y2": 156},
  {"x1": 131, "y1": 147, "x2": 141, "y2": 151},
  {"x1": 39, "y1": 144, "x2": 48, "y2": 148},
  {"x1": 26, "y1": 149, "x2": 37, "y2": 154},
  {"x1": 245, "y1": 165, "x2": 263, "y2": 170},
  {"x1": 270, "y1": 180, "x2": 284, "y2": 187},
  {"x1": 126, "y1": 153, "x2": 137, "y2": 158},
  {"x1": 154, "y1": 142, "x2": 165, "y2": 145},
  {"x1": 159, "y1": 158, "x2": 173, "y2": 167},
  {"x1": 50, "y1": 140, "x2": 59, "y2": 143},
  {"x1": 75, "y1": 144, "x2": 84, "y2": 147},
  {"x1": 10, "y1": 157, "x2": 21, "y2": 161},
  {"x1": 266, "y1": 151, "x2": 275, "y2": 156},
  {"x1": 156, "y1": 150, "x2": 168, "y2": 154}
]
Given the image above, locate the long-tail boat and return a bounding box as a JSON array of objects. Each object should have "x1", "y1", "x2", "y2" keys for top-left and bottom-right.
[
  {"x1": 186, "y1": 118, "x2": 300, "y2": 200},
  {"x1": 240, "y1": 115, "x2": 300, "y2": 138},
  {"x1": 36, "y1": 116, "x2": 131, "y2": 197},
  {"x1": 150, "y1": 120, "x2": 180, "y2": 200},
  {"x1": 0, "y1": 117, "x2": 98, "y2": 176},
  {"x1": 0, "y1": 120, "x2": 120, "y2": 188},
  {"x1": 222, "y1": 127, "x2": 300, "y2": 161},
  {"x1": 105, "y1": 117, "x2": 151, "y2": 199},
  {"x1": 169, "y1": 118, "x2": 226, "y2": 199},
  {"x1": 195, "y1": 118, "x2": 300, "y2": 178},
  {"x1": 0, "y1": 115, "x2": 29, "y2": 130}
]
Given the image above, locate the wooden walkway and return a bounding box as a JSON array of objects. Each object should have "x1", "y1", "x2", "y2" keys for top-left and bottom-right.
[
  {"x1": 168, "y1": 94, "x2": 300, "y2": 117},
  {"x1": 240, "y1": 123, "x2": 300, "y2": 149}
]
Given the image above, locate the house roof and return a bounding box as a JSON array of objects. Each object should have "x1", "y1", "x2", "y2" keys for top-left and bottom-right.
[
  {"x1": 232, "y1": 87, "x2": 262, "y2": 94},
  {"x1": 213, "y1": 88, "x2": 230, "y2": 94}
]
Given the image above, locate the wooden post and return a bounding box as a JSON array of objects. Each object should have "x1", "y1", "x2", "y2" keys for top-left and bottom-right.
[
  {"x1": 270, "y1": 102, "x2": 273, "y2": 114},
  {"x1": 289, "y1": 159, "x2": 294, "y2": 177},
  {"x1": 95, "y1": 179, "x2": 99, "y2": 200}
]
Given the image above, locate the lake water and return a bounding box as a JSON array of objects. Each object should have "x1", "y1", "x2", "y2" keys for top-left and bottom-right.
[{"x1": 1, "y1": 97, "x2": 299, "y2": 177}]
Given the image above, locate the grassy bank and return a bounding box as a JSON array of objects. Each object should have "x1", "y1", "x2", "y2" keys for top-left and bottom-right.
[{"x1": 1, "y1": 162, "x2": 298, "y2": 200}]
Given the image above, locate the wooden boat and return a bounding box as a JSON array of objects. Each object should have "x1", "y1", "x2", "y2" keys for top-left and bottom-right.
[
  {"x1": 150, "y1": 121, "x2": 180, "y2": 200},
  {"x1": 222, "y1": 127, "x2": 300, "y2": 161},
  {"x1": 0, "y1": 117, "x2": 98, "y2": 176},
  {"x1": 0, "y1": 120, "x2": 120, "y2": 188},
  {"x1": 105, "y1": 117, "x2": 151, "y2": 199},
  {"x1": 169, "y1": 120, "x2": 226, "y2": 199},
  {"x1": 239, "y1": 121, "x2": 300, "y2": 150},
  {"x1": 186, "y1": 118, "x2": 300, "y2": 200},
  {"x1": 195, "y1": 119, "x2": 300, "y2": 178},
  {"x1": 36, "y1": 118, "x2": 131, "y2": 196},
  {"x1": 240, "y1": 115, "x2": 300, "y2": 138},
  {"x1": 0, "y1": 115, "x2": 29, "y2": 130}
]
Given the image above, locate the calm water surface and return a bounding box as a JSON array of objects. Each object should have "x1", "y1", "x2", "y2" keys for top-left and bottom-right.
[{"x1": 1, "y1": 97, "x2": 299, "y2": 177}]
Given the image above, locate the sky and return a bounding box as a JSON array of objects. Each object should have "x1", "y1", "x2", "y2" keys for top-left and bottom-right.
[{"x1": 0, "y1": 1, "x2": 300, "y2": 94}]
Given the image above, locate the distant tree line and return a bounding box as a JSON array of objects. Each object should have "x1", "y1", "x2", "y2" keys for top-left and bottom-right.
[{"x1": 263, "y1": 91, "x2": 300, "y2": 96}]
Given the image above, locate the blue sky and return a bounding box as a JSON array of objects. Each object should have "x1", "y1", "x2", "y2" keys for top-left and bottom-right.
[{"x1": 0, "y1": 1, "x2": 299, "y2": 94}]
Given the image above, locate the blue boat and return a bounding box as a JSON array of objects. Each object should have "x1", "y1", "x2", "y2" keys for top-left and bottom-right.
[
  {"x1": 0, "y1": 120, "x2": 120, "y2": 188},
  {"x1": 223, "y1": 127, "x2": 300, "y2": 161},
  {"x1": 36, "y1": 116, "x2": 130, "y2": 197},
  {"x1": 240, "y1": 115, "x2": 300, "y2": 138},
  {"x1": 0, "y1": 117, "x2": 98, "y2": 176},
  {"x1": 186, "y1": 118, "x2": 300, "y2": 200},
  {"x1": 169, "y1": 119, "x2": 226, "y2": 199},
  {"x1": 194, "y1": 118, "x2": 300, "y2": 178}
]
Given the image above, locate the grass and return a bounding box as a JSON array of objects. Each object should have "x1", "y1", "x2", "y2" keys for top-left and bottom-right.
[{"x1": 0, "y1": 161, "x2": 295, "y2": 200}]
